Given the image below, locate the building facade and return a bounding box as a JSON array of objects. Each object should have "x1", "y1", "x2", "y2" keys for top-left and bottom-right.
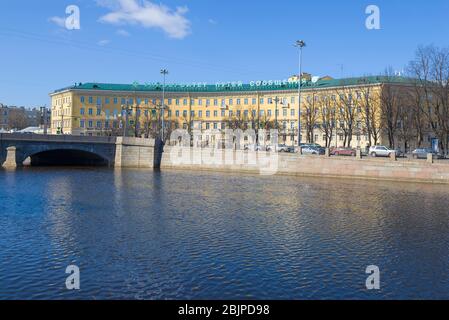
[{"x1": 50, "y1": 76, "x2": 426, "y2": 149}]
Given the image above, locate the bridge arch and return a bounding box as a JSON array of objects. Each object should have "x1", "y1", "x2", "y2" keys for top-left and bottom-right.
[
  {"x1": 12, "y1": 143, "x2": 115, "y2": 167},
  {"x1": 26, "y1": 149, "x2": 111, "y2": 166}
]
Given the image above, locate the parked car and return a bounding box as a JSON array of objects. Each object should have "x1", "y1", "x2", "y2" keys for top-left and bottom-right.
[
  {"x1": 369, "y1": 146, "x2": 397, "y2": 157},
  {"x1": 266, "y1": 144, "x2": 294, "y2": 153},
  {"x1": 331, "y1": 147, "x2": 356, "y2": 157},
  {"x1": 302, "y1": 146, "x2": 325, "y2": 155},
  {"x1": 395, "y1": 149, "x2": 405, "y2": 158},
  {"x1": 244, "y1": 144, "x2": 264, "y2": 151},
  {"x1": 411, "y1": 148, "x2": 444, "y2": 159}
]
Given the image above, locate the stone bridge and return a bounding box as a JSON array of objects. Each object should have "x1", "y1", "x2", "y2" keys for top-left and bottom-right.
[{"x1": 0, "y1": 133, "x2": 162, "y2": 168}]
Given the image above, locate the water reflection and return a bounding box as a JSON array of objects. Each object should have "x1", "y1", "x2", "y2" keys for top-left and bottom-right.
[{"x1": 0, "y1": 168, "x2": 449, "y2": 299}]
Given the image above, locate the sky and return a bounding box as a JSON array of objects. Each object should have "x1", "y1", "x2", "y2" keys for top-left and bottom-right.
[{"x1": 1, "y1": 0, "x2": 449, "y2": 107}]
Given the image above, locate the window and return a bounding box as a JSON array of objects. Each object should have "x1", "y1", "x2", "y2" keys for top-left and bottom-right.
[
  {"x1": 88, "y1": 108, "x2": 93, "y2": 115},
  {"x1": 114, "y1": 97, "x2": 118, "y2": 104},
  {"x1": 206, "y1": 123, "x2": 210, "y2": 130},
  {"x1": 283, "y1": 109, "x2": 287, "y2": 117},
  {"x1": 105, "y1": 98, "x2": 110, "y2": 104},
  {"x1": 260, "y1": 98, "x2": 264, "y2": 104},
  {"x1": 105, "y1": 121, "x2": 110, "y2": 129},
  {"x1": 191, "y1": 111, "x2": 195, "y2": 117},
  {"x1": 206, "y1": 99, "x2": 210, "y2": 106},
  {"x1": 291, "y1": 109, "x2": 295, "y2": 116},
  {"x1": 176, "y1": 110, "x2": 180, "y2": 117},
  {"x1": 198, "y1": 111, "x2": 203, "y2": 118},
  {"x1": 80, "y1": 96, "x2": 85, "y2": 103},
  {"x1": 80, "y1": 108, "x2": 85, "y2": 115},
  {"x1": 96, "y1": 97, "x2": 102, "y2": 105},
  {"x1": 96, "y1": 121, "x2": 102, "y2": 128},
  {"x1": 80, "y1": 120, "x2": 85, "y2": 128},
  {"x1": 198, "y1": 99, "x2": 202, "y2": 106},
  {"x1": 213, "y1": 123, "x2": 218, "y2": 129},
  {"x1": 291, "y1": 97, "x2": 295, "y2": 104},
  {"x1": 267, "y1": 110, "x2": 272, "y2": 117},
  {"x1": 229, "y1": 99, "x2": 233, "y2": 105},
  {"x1": 96, "y1": 108, "x2": 101, "y2": 116},
  {"x1": 206, "y1": 111, "x2": 210, "y2": 118},
  {"x1": 252, "y1": 98, "x2": 257, "y2": 105},
  {"x1": 214, "y1": 110, "x2": 218, "y2": 117},
  {"x1": 214, "y1": 99, "x2": 218, "y2": 106},
  {"x1": 176, "y1": 99, "x2": 180, "y2": 106},
  {"x1": 237, "y1": 99, "x2": 241, "y2": 105},
  {"x1": 168, "y1": 99, "x2": 172, "y2": 105},
  {"x1": 183, "y1": 110, "x2": 187, "y2": 117},
  {"x1": 88, "y1": 120, "x2": 93, "y2": 128},
  {"x1": 88, "y1": 97, "x2": 93, "y2": 104},
  {"x1": 183, "y1": 99, "x2": 188, "y2": 106},
  {"x1": 244, "y1": 99, "x2": 248, "y2": 105},
  {"x1": 221, "y1": 110, "x2": 225, "y2": 117}
]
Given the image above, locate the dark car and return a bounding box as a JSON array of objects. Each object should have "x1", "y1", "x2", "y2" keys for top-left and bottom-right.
[
  {"x1": 412, "y1": 148, "x2": 443, "y2": 159},
  {"x1": 331, "y1": 147, "x2": 356, "y2": 157}
]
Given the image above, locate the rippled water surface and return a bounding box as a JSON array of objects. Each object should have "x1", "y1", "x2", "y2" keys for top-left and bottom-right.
[{"x1": 1, "y1": 168, "x2": 449, "y2": 300}]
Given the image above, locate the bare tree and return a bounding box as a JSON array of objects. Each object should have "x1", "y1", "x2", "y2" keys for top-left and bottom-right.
[
  {"x1": 302, "y1": 90, "x2": 320, "y2": 143},
  {"x1": 8, "y1": 109, "x2": 29, "y2": 130}
]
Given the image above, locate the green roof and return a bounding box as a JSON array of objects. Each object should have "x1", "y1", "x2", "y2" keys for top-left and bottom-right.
[{"x1": 53, "y1": 76, "x2": 416, "y2": 94}]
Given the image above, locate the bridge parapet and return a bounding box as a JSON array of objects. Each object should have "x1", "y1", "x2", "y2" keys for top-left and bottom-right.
[{"x1": 0, "y1": 133, "x2": 117, "y2": 144}]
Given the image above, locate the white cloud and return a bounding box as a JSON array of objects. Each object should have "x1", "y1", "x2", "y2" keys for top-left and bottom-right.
[
  {"x1": 116, "y1": 29, "x2": 131, "y2": 37},
  {"x1": 208, "y1": 19, "x2": 217, "y2": 25},
  {"x1": 48, "y1": 16, "x2": 66, "y2": 28},
  {"x1": 98, "y1": 39, "x2": 111, "y2": 46},
  {"x1": 97, "y1": 0, "x2": 191, "y2": 39}
]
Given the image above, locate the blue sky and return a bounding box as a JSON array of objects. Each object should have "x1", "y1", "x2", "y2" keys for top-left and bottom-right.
[{"x1": 1, "y1": 0, "x2": 449, "y2": 106}]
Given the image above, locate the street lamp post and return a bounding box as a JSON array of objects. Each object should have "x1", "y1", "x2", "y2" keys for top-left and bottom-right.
[
  {"x1": 294, "y1": 40, "x2": 306, "y2": 146},
  {"x1": 160, "y1": 69, "x2": 169, "y2": 142}
]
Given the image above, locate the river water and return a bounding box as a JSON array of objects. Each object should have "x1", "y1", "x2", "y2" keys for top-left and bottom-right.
[{"x1": 0, "y1": 168, "x2": 448, "y2": 300}]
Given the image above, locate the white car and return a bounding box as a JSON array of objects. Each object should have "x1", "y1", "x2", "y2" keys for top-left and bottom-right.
[{"x1": 369, "y1": 146, "x2": 397, "y2": 157}]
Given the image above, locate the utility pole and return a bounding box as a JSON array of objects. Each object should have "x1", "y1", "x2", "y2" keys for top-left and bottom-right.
[
  {"x1": 161, "y1": 69, "x2": 169, "y2": 142},
  {"x1": 294, "y1": 40, "x2": 306, "y2": 146}
]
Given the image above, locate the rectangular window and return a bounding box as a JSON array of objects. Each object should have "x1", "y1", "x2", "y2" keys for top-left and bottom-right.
[
  {"x1": 114, "y1": 97, "x2": 118, "y2": 104},
  {"x1": 88, "y1": 108, "x2": 93, "y2": 115},
  {"x1": 183, "y1": 99, "x2": 188, "y2": 106},
  {"x1": 88, "y1": 97, "x2": 93, "y2": 104},
  {"x1": 168, "y1": 99, "x2": 172, "y2": 105},
  {"x1": 176, "y1": 110, "x2": 180, "y2": 117},
  {"x1": 80, "y1": 120, "x2": 85, "y2": 128},
  {"x1": 267, "y1": 110, "x2": 272, "y2": 117},
  {"x1": 198, "y1": 111, "x2": 203, "y2": 118},
  {"x1": 80, "y1": 96, "x2": 85, "y2": 103},
  {"x1": 80, "y1": 108, "x2": 85, "y2": 115},
  {"x1": 252, "y1": 98, "x2": 257, "y2": 105},
  {"x1": 105, "y1": 98, "x2": 110, "y2": 104},
  {"x1": 191, "y1": 111, "x2": 195, "y2": 117},
  {"x1": 206, "y1": 99, "x2": 210, "y2": 106},
  {"x1": 237, "y1": 99, "x2": 241, "y2": 105},
  {"x1": 97, "y1": 97, "x2": 102, "y2": 105},
  {"x1": 176, "y1": 99, "x2": 180, "y2": 106},
  {"x1": 214, "y1": 99, "x2": 218, "y2": 106},
  {"x1": 214, "y1": 110, "x2": 218, "y2": 117},
  {"x1": 96, "y1": 121, "x2": 102, "y2": 128},
  {"x1": 260, "y1": 98, "x2": 264, "y2": 104},
  {"x1": 213, "y1": 123, "x2": 218, "y2": 129},
  {"x1": 244, "y1": 98, "x2": 249, "y2": 105},
  {"x1": 283, "y1": 109, "x2": 287, "y2": 117},
  {"x1": 206, "y1": 111, "x2": 210, "y2": 118},
  {"x1": 291, "y1": 109, "x2": 295, "y2": 116},
  {"x1": 88, "y1": 120, "x2": 93, "y2": 128},
  {"x1": 229, "y1": 99, "x2": 233, "y2": 105},
  {"x1": 183, "y1": 110, "x2": 187, "y2": 117},
  {"x1": 198, "y1": 99, "x2": 202, "y2": 106},
  {"x1": 96, "y1": 108, "x2": 101, "y2": 116}
]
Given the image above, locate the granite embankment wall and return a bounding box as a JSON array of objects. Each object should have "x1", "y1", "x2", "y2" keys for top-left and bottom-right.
[{"x1": 160, "y1": 146, "x2": 449, "y2": 184}]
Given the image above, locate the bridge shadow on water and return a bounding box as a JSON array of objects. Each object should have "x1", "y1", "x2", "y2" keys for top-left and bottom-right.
[{"x1": 26, "y1": 149, "x2": 109, "y2": 167}]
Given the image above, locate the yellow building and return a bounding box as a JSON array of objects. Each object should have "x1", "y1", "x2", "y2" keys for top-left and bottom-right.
[{"x1": 49, "y1": 76, "x2": 416, "y2": 148}]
